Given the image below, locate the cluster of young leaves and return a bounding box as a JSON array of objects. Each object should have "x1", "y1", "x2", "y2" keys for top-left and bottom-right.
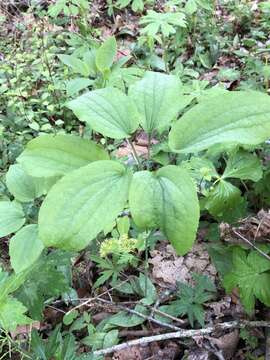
[
  {"x1": 58, "y1": 36, "x2": 144, "y2": 96},
  {"x1": 157, "y1": 274, "x2": 216, "y2": 326},
  {"x1": 115, "y1": 0, "x2": 153, "y2": 13},
  {"x1": 0, "y1": 29, "x2": 67, "y2": 143},
  {"x1": 139, "y1": 10, "x2": 187, "y2": 39},
  {"x1": 182, "y1": 148, "x2": 263, "y2": 222},
  {"x1": 48, "y1": 0, "x2": 89, "y2": 18},
  {"x1": 30, "y1": 325, "x2": 99, "y2": 360}
]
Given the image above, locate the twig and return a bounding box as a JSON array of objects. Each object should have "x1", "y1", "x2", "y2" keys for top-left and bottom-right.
[
  {"x1": 119, "y1": 328, "x2": 165, "y2": 337},
  {"x1": 150, "y1": 307, "x2": 187, "y2": 326},
  {"x1": 64, "y1": 279, "x2": 130, "y2": 316},
  {"x1": 94, "y1": 298, "x2": 182, "y2": 331},
  {"x1": 93, "y1": 320, "x2": 270, "y2": 357},
  {"x1": 233, "y1": 229, "x2": 270, "y2": 261}
]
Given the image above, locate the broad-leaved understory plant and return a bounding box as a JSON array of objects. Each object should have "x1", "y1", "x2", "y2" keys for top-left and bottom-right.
[
  {"x1": 2, "y1": 71, "x2": 270, "y2": 331},
  {"x1": 4, "y1": 70, "x2": 270, "y2": 255}
]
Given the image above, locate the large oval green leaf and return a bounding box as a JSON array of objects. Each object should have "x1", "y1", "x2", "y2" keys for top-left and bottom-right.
[
  {"x1": 39, "y1": 160, "x2": 132, "y2": 251},
  {"x1": 6, "y1": 164, "x2": 58, "y2": 202},
  {"x1": 17, "y1": 134, "x2": 109, "y2": 177},
  {"x1": 68, "y1": 88, "x2": 140, "y2": 139},
  {"x1": 169, "y1": 91, "x2": 270, "y2": 153},
  {"x1": 0, "y1": 201, "x2": 25, "y2": 237},
  {"x1": 129, "y1": 165, "x2": 199, "y2": 255},
  {"x1": 9, "y1": 225, "x2": 44, "y2": 273},
  {"x1": 129, "y1": 71, "x2": 191, "y2": 134}
]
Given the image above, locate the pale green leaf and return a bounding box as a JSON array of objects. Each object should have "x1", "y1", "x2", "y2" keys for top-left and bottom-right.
[
  {"x1": 6, "y1": 164, "x2": 58, "y2": 202},
  {"x1": 58, "y1": 54, "x2": 91, "y2": 77},
  {"x1": 129, "y1": 165, "x2": 199, "y2": 255},
  {"x1": 39, "y1": 161, "x2": 132, "y2": 251},
  {"x1": 169, "y1": 91, "x2": 270, "y2": 153},
  {"x1": 222, "y1": 150, "x2": 262, "y2": 182},
  {"x1": 204, "y1": 180, "x2": 247, "y2": 222},
  {"x1": 95, "y1": 36, "x2": 117, "y2": 73},
  {"x1": 17, "y1": 134, "x2": 109, "y2": 177},
  {"x1": 66, "y1": 78, "x2": 93, "y2": 97},
  {"x1": 0, "y1": 297, "x2": 32, "y2": 331},
  {"x1": 129, "y1": 71, "x2": 185, "y2": 134},
  {"x1": 185, "y1": 0, "x2": 197, "y2": 14},
  {"x1": 0, "y1": 201, "x2": 25, "y2": 237},
  {"x1": 9, "y1": 225, "x2": 44, "y2": 273},
  {"x1": 68, "y1": 88, "x2": 140, "y2": 139}
]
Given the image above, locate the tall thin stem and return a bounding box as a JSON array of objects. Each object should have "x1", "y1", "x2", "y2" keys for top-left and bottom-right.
[
  {"x1": 127, "y1": 139, "x2": 141, "y2": 169},
  {"x1": 147, "y1": 133, "x2": 151, "y2": 169}
]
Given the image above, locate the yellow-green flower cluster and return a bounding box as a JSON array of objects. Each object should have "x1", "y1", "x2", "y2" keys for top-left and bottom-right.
[{"x1": 100, "y1": 234, "x2": 138, "y2": 257}]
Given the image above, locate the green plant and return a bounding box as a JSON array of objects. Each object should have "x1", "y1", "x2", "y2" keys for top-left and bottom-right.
[
  {"x1": 223, "y1": 247, "x2": 270, "y2": 313},
  {"x1": 59, "y1": 36, "x2": 144, "y2": 95},
  {"x1": 48, "y1": 0, "x2": 89, "y2": 19},
  {"x1": 115, "y1": 0, "x2": 154, "y2": 13},
  {"x1": 2, "y1": 71, "x2": 270, "y2": 329},
  {"x1": 157, "y1": 273, "x2": 216, "y2": 326}
]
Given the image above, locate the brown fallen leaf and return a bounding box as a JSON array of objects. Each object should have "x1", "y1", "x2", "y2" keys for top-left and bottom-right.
[
  {"x1": 149, "y1": 242, "x2": 217, "y2": 287},
  {"x1": 209, "y1": 330, "x2": 239, "y2": 359}
]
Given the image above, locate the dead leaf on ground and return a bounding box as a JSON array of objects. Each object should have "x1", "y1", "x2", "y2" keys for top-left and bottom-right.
[
  {"x1": 111, "y1": 344, "x2": 151, "y2": 360},
  {"x1": 116, "y1": 141, "x2": 148, "y2": 159},
  {"x1": 149, "y1": 242, "x2": 217, "y2": 287},
  {"x1": 185, "y1": 348, "x2": 211, "y2": 360},
  {"x1": 209, "y1": 330, "x2": 239, "y2": 359}
]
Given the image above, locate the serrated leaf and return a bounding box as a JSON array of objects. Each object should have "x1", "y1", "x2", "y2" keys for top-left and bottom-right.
[
  {"x1": 204, "y1": 180, "x2": 247, "y2": 222},
  {"x1": 222, "y1": 150, "x2": 262, "y2": 182},
  {"x1": 0, "y1": 201, "x2": 25, "y2": 237},
  {"x1": 181, "y1": 156, "x2": 218, "y2": 183},
  {"x1": 63, "y1": 310, "x2": 79, "y2": 325},
  {"x1": 169, "y1": 91, "x2": 270, "y2": 153},
  {"x1": 129, "y1": 71, "x2": 187, "y2": 134},
  {"x1": 129, "y1": 165, "x2": 199, "y2": 255},
  {"x1": 39, "y1": 161, "x2": 132, "y2": 251},
  {"x1": 68, "y1": 88, "x2": 139, "y2": 139},
  {"x1": 58, "y1": 54, "x2": 91, "y2": 77},
  {"x1": 95, "y1": 36, "x2": 117, "y2": 73},
  {"x1": 16, "y1": 251, "x2": 71, "y2": 319},
  {"x1": 9, "y1": 225, "x2": 44, "y2": 273},
  {"x1": 0, "y1": 297, "x2": 32, "y2": 331},
  {"x1": 17, "y1": 135, "x2": 109, "y2": 177},
  {"x1": 6, "y1": 164, "x2": 58, "y2": 202},
  {"x1": 223, "y1": 247, "x2": 270, "y2": 313}
]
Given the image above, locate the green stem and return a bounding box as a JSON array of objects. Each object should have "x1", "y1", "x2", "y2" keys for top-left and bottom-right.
[{"x1": 144, "y1": 234, "x2": 149, "y2": 297}]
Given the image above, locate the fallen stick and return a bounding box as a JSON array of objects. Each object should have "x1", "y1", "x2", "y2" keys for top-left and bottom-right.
[
  {"x1": 93, "y1": 320, "x2": 270, "y2": 357},
  {"x1": 94, "y1": 297, "x2": 182, "y2": 331}
]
